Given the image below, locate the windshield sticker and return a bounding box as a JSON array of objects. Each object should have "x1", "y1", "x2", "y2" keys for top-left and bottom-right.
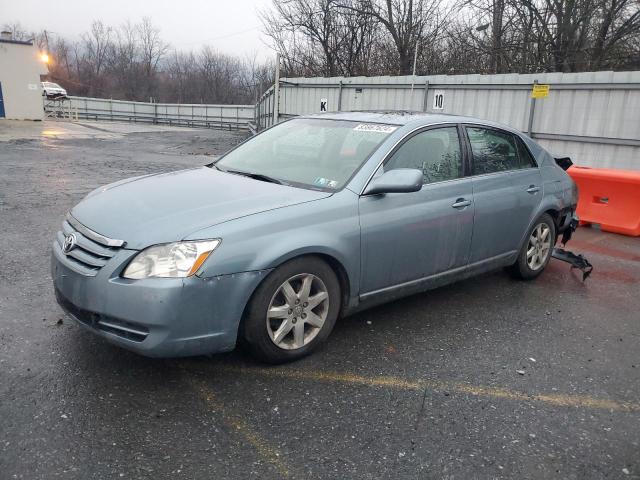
[
  {"x1": 313, "y1": 177, "x2": 338, "y2": 188},
  {"x1": 353, "y1": 124, "x2": 398, "y2": 133}
]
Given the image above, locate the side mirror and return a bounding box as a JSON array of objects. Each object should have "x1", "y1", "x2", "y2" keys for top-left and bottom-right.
[{"x1": 363, "y1": 168, "x2": 423, "y2": 195}]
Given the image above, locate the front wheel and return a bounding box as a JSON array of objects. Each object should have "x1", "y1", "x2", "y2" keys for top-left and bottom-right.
[
  {"x1": 508, "y1": 213, "x2": 556, "y2": 280},
  {"x1": 241, "y1": 257, "x2": 341, "y2": 363}
]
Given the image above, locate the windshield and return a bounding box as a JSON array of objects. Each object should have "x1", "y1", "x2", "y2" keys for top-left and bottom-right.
[{"x1": 214, "y1": 118, "x2": 398, "y2": 190}]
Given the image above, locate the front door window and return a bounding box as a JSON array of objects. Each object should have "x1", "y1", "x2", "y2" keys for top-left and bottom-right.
[{"x1": 382, "y1": 126, "x2": 463, "y2": 184}]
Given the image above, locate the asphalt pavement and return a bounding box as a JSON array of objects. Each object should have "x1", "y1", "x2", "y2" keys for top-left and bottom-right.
[{"x1": 0, "y1": 120, "x2": 638, "y2": 479}]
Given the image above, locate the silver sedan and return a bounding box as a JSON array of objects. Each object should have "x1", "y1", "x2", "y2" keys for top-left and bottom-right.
[{"x1": 51, "y1": 112, "x2": 578, "y2": 363}]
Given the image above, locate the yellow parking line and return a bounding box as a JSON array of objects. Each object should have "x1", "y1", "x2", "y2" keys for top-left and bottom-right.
[
  {"x1": 192, "y1": 379, "x2": 291, "y2": 478},
  {"x1": 221, "y1": 367, "x2": 640, "y2": 413}
]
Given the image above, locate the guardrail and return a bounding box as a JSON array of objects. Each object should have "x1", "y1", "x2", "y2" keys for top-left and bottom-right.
[{"x1": 44, "y1": 96, "x2": 255, "y2": 131}]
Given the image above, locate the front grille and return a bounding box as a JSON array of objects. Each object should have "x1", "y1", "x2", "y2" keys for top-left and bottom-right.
[
  {"x1": 55, "y1": 290, "x2": 149, "y2": 343},
  {"x1": 55, "y1": 214, "x2": 124, "y2": 277}
]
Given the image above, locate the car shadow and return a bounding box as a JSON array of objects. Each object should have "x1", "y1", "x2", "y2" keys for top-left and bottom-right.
[{"x1": 61, "y1": 261, "x2": 584, "y2": 384}]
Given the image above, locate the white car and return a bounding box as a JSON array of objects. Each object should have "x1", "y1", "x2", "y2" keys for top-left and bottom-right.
[{"x1": 41, "y1": 82, "x2": 67, "y2": 98}]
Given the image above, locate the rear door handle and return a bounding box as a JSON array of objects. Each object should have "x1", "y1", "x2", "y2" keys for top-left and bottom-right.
[
  {"x1": 526, "y1": 185, "x2": 541, "y2": 194},
  {"x1": 452, "y1": 198, "x2": 472, "y2": 209}
]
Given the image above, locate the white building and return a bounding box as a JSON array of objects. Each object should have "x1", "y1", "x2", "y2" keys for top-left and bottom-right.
[{"x1": 0, "y1": 32, "x2": 48, "y2": 120}]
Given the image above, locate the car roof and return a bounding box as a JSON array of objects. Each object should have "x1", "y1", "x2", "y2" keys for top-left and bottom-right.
[{"x1": 301, "y1": 110, "x2": 522, "y2": 135}]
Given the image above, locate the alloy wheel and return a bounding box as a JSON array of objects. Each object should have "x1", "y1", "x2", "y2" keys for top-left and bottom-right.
[
  {"x1": 266, "y1": 273, "x2": 329, "y2": 350},
  {"x1": 526, "y1": 223, "x2": 552, "y2": 271}
]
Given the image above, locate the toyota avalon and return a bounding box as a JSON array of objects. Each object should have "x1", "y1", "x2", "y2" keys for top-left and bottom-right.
[{"x1": 52, "y1": 112, "x2": 578, "y2": 363}]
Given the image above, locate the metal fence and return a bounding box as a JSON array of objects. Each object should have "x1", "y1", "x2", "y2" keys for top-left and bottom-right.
[
  {"x1": 44, "y1": 96, "x2": 255, "y2": 131},
  {"x1": 256, "y1": 71, "x2": 640, "y2": 170}
]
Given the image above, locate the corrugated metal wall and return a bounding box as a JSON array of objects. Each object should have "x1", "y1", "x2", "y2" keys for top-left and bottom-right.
[{"x1": 256, "y1": 71, "x2": 640, "y2": 170}]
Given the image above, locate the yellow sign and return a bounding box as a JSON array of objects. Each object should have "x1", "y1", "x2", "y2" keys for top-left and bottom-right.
[{"x1": 531, "y1": 84, "x2": 550, "y2": 99}]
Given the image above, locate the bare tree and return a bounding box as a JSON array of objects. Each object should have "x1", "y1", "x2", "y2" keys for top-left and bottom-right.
[
  {"x1": 80, "y1": 21, "x2": 112, "y2": 95},
  {"x1": 339, "y1": 0, "x2": 451, "y2": 74},
  {"x1": 590, "y1": 0, "x2": 640, "y2": 69},
  {"x1": 137, "y1": 16, "x2": 169, "y2": 99},
  {"x1": 138, "y1": 18, "x2": 167, "y2": 74},
  {"x1": 1, "y1": 22, "x2": 32, "y2": 41},
  {"x1": 109, "y1": 22, "x2": 139, "y2": 99},
  {"x1": 8, "y1": 1, "x2": 640, "y2": 105}
]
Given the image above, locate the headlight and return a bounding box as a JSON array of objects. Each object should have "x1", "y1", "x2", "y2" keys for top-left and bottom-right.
[{"x1": 122, "y1": 239, "x2": 220, "y2": 279}]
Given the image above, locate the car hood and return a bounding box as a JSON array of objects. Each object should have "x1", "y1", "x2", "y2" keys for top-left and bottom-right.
[{"x1": 70, "y1": 167, "x2": 332, "y2": 249}]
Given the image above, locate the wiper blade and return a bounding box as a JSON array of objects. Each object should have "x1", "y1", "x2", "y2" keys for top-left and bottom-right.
[{"x1": 223, "y1": 169, "x2": 286, "y2": 185}]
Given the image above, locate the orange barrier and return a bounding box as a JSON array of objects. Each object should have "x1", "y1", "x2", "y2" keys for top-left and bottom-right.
[{"x1": 568, "y1": 166, "x2": 640, "y2": 237}]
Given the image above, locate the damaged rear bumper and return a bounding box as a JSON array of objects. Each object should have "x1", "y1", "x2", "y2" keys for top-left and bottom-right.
[{"x1": 552, "y1": 214, "x2": 593, "y2": 280}]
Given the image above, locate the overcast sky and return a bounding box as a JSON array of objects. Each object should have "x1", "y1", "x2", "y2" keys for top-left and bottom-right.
[{"x1": 3, "y1": 0, "x2": 275, "y2": 60}]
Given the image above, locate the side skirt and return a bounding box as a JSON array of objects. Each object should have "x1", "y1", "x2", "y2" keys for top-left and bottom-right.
[{"x1": 351, "y1": 251, "x2": 517, "y2": 313}]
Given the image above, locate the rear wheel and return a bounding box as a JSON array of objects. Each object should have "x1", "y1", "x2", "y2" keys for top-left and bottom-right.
[
  {"x1": 241, "y1": 257, "x2": 340, "y2": 363},
  {"x1": 508, "y1": 213, "x2": 555, "y2": 280}
]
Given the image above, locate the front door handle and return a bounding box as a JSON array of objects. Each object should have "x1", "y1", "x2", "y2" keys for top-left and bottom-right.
[
  {"x1": 526, "y1": 185, "x2": 541, "y2": 194},
  {"x1": 452, "y1": 198, "x2": 472, "y2": 209}
]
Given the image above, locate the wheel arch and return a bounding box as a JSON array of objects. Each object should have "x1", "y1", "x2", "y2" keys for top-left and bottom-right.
[
  {"x1": 515, "y1": 206, "x2": 560, "y2": 258},
  {"x1": 544, "y1": 208, "x2": 560, "y2": 228},
  {"x1": 239, "y1": 251, "x2": 353, "y2": 331}
]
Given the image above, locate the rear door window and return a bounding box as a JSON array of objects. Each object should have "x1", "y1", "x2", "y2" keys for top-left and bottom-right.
[
  {"x1": 467, "y1": 127, "x2": 521, "y2": 175},
  {"x1": 515, "y1": 136, "x2": 537, "y2": 168}
]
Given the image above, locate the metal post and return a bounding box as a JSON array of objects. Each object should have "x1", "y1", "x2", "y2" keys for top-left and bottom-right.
[
  {"x1": 527, "y1": 80, "x2": 538, "y2": 136},
  {"x1": 253, "y1": 102, "x2": 257, "y2": 131},
  {"x1": 273, "y1": 53, "x2": 281, "y2": 124},
  {"x1": 338, "y1": 80, "x2": 343, "y2": 111},
  {"x1": 267, "y1": 91, "x2": 271, "y2": 128},
  {"x1": 271, "y1": 91, "x2": 274, "y2": 127},
  {"x1": 422, "y1": 80, "x2": 430, "y2": 112},
  {"x1": 410, "y1": 40, "x2": 420, "y2": 107}
]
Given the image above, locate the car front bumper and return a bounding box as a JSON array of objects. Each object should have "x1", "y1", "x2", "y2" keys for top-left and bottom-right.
[{"x1": 51, "y1": 242, "x2": 270, "y2": 357}]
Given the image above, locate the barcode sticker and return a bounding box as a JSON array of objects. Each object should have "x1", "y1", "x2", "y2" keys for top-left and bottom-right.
[{"x1": 353, "y1": 124, "x2": 398, "y2": 133}]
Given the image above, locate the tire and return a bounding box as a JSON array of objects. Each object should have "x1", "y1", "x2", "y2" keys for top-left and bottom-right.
[
  {"x1": 241, "y1": 257, "x2": 341, "y2": 363},
  {"x1": 508, "y1": 213, "x2": 556, "y2": 280}
]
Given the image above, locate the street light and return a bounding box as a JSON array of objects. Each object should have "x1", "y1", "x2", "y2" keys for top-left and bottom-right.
[{"x1": 40, "y1": 52, "x2": 50, "y2": 63}]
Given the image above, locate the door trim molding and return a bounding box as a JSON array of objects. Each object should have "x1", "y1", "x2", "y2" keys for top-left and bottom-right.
[{"x1": 359, "y1": 250, "x2": 516, "y2": 301}]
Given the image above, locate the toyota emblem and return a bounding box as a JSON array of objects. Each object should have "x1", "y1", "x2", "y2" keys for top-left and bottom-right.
[{"x1": 62, "y1": 233, "x2": 77, "y2": 254}]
